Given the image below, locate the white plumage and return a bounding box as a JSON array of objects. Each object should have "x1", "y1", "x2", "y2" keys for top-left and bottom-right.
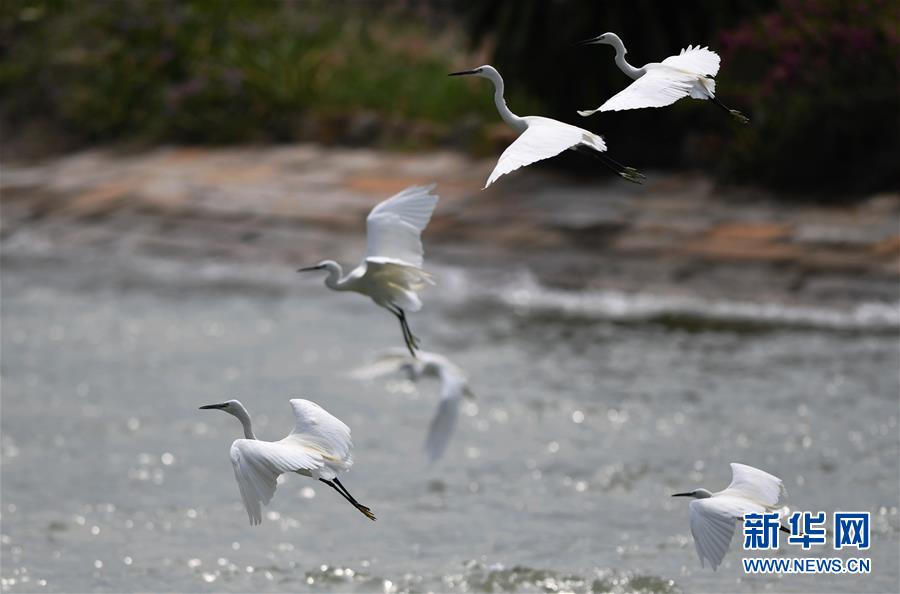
[
  {"x1": 674, "y1": 463, "x2": 788, "y2": 570},
  {"x1": 352, "y1": 348, "x2": 475, "y2": 462},
  {"x1": 578, "y1": 33, "x2": 748, "y2": 123},
  {"x1": 298, "y1": 184, "x2": 439, "y2": 356},
  {"x1": 688, "y1": 496, "x2": 751, "y2": 569},
  {"x1": 722, "y1": 462, "x2": 786, "y2": 507},
  {"x1": 662, "y1": 45, "x2": 721, "y2": 77},
  {"x1": 448, "y1": 65, "x2": 643, "y2": 187},
  {"x1": 365, "y1": 184, "x2": 437, "y2": 268},
  {"x1": 487, "y1": 116, "x2": 608, "y2": 188},
  {"x1": 200, "y1": 399, "x2": 375, "y2": 524}
]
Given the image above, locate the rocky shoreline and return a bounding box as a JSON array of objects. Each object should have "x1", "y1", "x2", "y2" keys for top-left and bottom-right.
[{"x1": 2, "y1": 145, "x2": 898, "y2": 307}]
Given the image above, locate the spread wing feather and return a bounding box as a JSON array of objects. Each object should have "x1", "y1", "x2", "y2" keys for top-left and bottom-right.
[
  {"x1": 581, "y1": 67, "x2": 698, "y2": 115},
  {"x1": 229, "y1": 439, "x2": 322, "y2": 525},
  {"x1": 662, "y1": 45, "x2": 720, "y2": 76},
  {"x1": 365, "y1": 185, "x2": 438, "y2": 267},
  {"x1": 486, "y1": 117, "x2": 605, "y2": 188},
  {"x1": 288, "y1": 399, "x2": 353, "y2": 464},
  {"x1": 349, "y1": 356, "x2": 408, "y2": 380},
  {"x1": 689, "y1": 496, "x2": 762, "y2": 570},
  {"x1": 724, "y1": 463, "x2": 786, "y2": 507},
  {"x1": 424, "y1": 366, "x2": 469, "y2": 462},
  {"x1": 424, "y1": 395, "x2": 460, "y2": 463}
]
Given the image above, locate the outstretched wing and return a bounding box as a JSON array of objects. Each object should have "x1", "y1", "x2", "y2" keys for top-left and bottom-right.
[
  {"x1": 424, "y1": 361, "x2": 470, "y2": 462},
  {"x1": 365, "y1": 185, "x2": 439, "y2": 267},
  {"x1": 350, "y1": 347, "x2": 426, "y2": 380},
  {"x1": 424, "y1": 396, "x2": 460, "y2": 463},
  {"x1": 689, "y1": 496, "x2": 760, "y2": 570},
  {"x1": 229, "y1": 439, "x2": 322, "y2": 525},
  {"x1": 662, "y1": 45, "x2": 720, "y2": 76},
  {"x1": 349, "y1": 355, "x2": 408, "y2": 380},
  {"x1": 724, "y1": 463, "x2": 786, "y2": 507},
  {"x1": 486, "y1": 118, "x2": 605, "y2": 188},
  {"x1": 580, "y1": 67, "x2": 698, "y2": 115},
  {"x1": 288, "y1": 399, "x2": 353, "y2": 465}
]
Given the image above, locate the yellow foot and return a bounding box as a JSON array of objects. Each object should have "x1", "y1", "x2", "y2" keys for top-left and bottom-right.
[
  {"x1": 731, "y1": 110, "x2": 750, "y2": 124},
  {"x1": 358, "y1": 505, "x2": 376, "y2": 521}
]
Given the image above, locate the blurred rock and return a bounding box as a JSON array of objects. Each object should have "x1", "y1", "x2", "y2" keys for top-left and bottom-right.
[
  {"x1": 342, "y1": 111, "x2": 383, "y2": 146},
  {"x1": 2, "y1": 145, "x2": 897, "y2": 306}
]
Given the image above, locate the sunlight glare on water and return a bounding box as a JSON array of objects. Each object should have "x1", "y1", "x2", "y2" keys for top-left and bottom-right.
[{"x1": 0, "y1": 254, "x2": 897, "y2": 593}]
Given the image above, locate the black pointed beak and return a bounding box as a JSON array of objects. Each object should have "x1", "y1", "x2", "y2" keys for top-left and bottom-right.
[
  {"x1": 671, "y1": 492, "x2": 694, "y2": 497},
  {"x1": 199, "y1": 403, "x2": 227, "y2": 410},
  {"x1": 448, "y1": 69, "x2": 479, "y2": 77},
  {"x1": 576, "y1": 36, "x2": 602, "y2": 47},
  {"x1": 297, "y1": 265, "x2": 324, "y2": 273}
]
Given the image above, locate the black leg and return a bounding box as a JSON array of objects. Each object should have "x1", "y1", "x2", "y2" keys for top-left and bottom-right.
[
  {"x1": 388, "y1": 305, "x2": 418, "y2": 357},
  {"x1": 596, "y1": 152, "x2": 645, "y2": 185},
  {"x1": 320, "y1": 478, "x2": 354, "y2": 504},
  {"x1": 575, "y1": 145, "x2": 621, "y2": 174},
  {"x1": 573, "y1": 145, "x2": 644, "y2": 184},
  {"x1": 399, "y1": 316, "x2": 416, "y2": 357},
  {"x1": 710, "y1": 95, "x2": 732, "y2": 113},
  {"x1": 598, "y1": 152, "x2": 646, "y2": 179},
  {"x1": 333, "y1": 478, "x2": 367, "y2": 508},
  {"x1": 598, "y1": 152, "x2": 646, "y2": 183},
  {"x1": 398, "y1": 309, "x2": 421, "y2": 348},
  {"x1": 319, "y1": 479, "x2": 376, "y2": 521},
  {"x1": 387, "y1": 305, "x2": 406, "y2": 341},
  {"x1": 330, "y1": 477, "x2": 375, "y2": 520},
  {"x1": 710, "y1": 95, "x2": 750, "y2": 124}
]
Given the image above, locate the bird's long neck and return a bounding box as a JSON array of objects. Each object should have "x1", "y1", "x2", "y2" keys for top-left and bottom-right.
[
  {"x1": 322, "y1": 261, "x2": 346, "y2": 291},
  {"x1": 231, "y1": 404, "x2": 256, "y2": 440},
  {"x1": 486, "y1": 70, "x2": 527, "y2": 133},
  {"x1": 610, "y1": 36, "x2": 644, "y2": 80}
]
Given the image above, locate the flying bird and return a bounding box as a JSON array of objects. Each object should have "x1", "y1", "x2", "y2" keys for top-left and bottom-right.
[
  {"x1": 352, "y1": 348, "x2": 475, "y2": 462},
  {"x1": 298, "y1": 184, "x2": 439, "y2": 357},
  {"x1": 577, "y1": 32, "x2": 749, "y2": 123},
  {"x1": 199, "y1": 398, "x2": 375, "y2": 523},
  {"x1": 672, "y1": 463, "x2": 789, "y2": 570},
  {"x1": 448, "y1": 65, "x2": 644, "y2": 187}
]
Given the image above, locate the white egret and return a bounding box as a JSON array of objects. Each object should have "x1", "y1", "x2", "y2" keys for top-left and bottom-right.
[
  {"x1": 672, "y1": 463, "x2": 789, "y2": 570},
  {"x1": 199, "y1": 398, "x2": 375, "y2": 523},
  {"x1": 448, "y1": 65, "x2": 644, "y2": 187},
  {"x1": 577, "y1": 32, "x2": 749, "y2": 123},
  {"x1": 297, "y1": 184, "x2": 439, "y2": 357},
  {"x1": 352, "y1": 348, "x2": 475, "y2": 462}
]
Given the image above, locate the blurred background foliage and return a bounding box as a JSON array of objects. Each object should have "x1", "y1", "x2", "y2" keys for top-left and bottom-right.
[
  {"x1": 0, "y1": 0, "x2": 504, "y2": 148},
  {"x1": 459, "y1": 0, "x2": 899, "y2": 194},
  {"x1": 1, "y1": 0, "x2": 898, "y2": 195}
]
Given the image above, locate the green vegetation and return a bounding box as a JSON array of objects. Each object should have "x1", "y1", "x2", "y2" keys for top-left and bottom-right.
[
  {"x1": 0, "y1": 0, "x2": 501, "y2": 148},
  {"x1": 716, "y1": 0, "x2": 900, "y2": 192},
  {"x1": 460, "y1": 0, "x2": 899, "y2": 194},
  {"x1": 2, "y1": 0, "x2": 897, "y2": 194}
]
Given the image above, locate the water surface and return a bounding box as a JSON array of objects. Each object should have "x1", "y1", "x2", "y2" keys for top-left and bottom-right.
[{"x1": 1, "y1": 247, "x2": 898, "y2": 593}]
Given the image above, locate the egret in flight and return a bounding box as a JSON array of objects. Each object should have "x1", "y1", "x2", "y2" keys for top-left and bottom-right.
[
  {"x1": 352, "y1": 348, "x2": 475, "y2": 462},
  {"x1": 448, "y1": 65, "x2": 644, "y2": 187},
  {"x1": 199, "y1": 399, "x2": 376, "y2": 523},
  {"x1": 298, "y1": 184, "x2": 439, "y2": 357},
  {"x1": 672, "y1": 463, "x2": 789, "y2": 570},
  {"x1": 577, "y1": 32, "x2": 749, "y2": 124}
]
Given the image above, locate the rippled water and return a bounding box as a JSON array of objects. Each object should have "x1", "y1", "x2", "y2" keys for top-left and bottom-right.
[{"x1": 1, "y1": 249, "x2": 898, "y2": 593}]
